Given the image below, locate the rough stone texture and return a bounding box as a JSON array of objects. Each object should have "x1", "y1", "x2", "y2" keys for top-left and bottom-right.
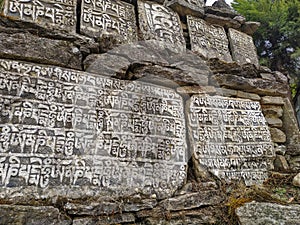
[
  {"x1": 166, "y1": 0, "x2": 205, "y2": 17},
  {"x1": 85, "y1": 40, "x2": 210, "y2": 86},
  {"x1": 261, "y1": 96, "x2": 285, "y2": 105},
  {"x1": 261, "y1": 105, "x2": 283, "y2": 118},
  {"x1": 228, "y1": 28, "x2": 259, "y2": 66},
  {"x1": 138, "y1": 0, "x2": 186, "y2": 51},
  {"x1": 73, "y1": 213, "x2": 135, "y2": 225},
  {"x1": 0, "y1": 58, "x2": 187, "y2": 201},
  {"x1": 215, "y1": 87, "x2": 238, "y2": 97},
  {"x1": 236, "y1": 202, "x2": 300, "y2": 225},
  {"x1": 204, "y1": 13, "x2": 241, "y2": 29},
  {"x1": 274, "y1": 155, "x2": 289, "y2": 171},
  {"x1": 204, "y1": 4, "x2": 239, "y2": 18},
  {"x1": 176, "y1": 86, "x2": 216, "y2": 94},
  {"x1": 260, "y1": 72, "x2": 276, "y2": 81},
  {"x1": 282, "y1": 98, "x2": 300, "y2": 160},
  {"x1": 211, "y1": 74, "x2": 289, "y2": 96},
  {"x1": 187, "y1": 16, "x2": 232, "y2": 62},
  {"x1": 274, "y1": 71, "x2": 289, "y2": 83},
  {"x1": 241, "y1": 21, "x2": 261, "y2": 35},
  {"x1": 0, "y1": 205, "x2": 71, "y2": 225},
  {"x1": 160, "y1": 191, "x2": 223, "y2": 211},
  {"x1": 187, "y1": 95, "x2": 275, "y2": 185},
  {"x1": 80, "y1": 0, "x2": 137, "y2": 44},
  {"x1": 236, "y1": 91, "x2": 261, "y2": 101},
  {"x1": 270, "y1": 128, "x2": 287, "y2": 143},
  {"x1": 0, "y1": 29, "x2": 82, "y2": 70},
  {"x1": 293, "y1": 173, "x2": 300, "y2": 187},
  {"x1": 265, "y1": 117, "x2": 283, "y2": 128},
  {"x1": 1, "y1": 0, "x2": 76, "y2": 33}
]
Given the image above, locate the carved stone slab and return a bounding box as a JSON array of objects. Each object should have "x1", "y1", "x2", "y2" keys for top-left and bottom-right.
[
  {"x1": 1, "y1": 0, "x2": 76, "y2": 33},
  {"x1": 80, "y1": 0, "x2": 137, "y2": 43},
  {"x1": 187, "y1": 95, "x2": 275, "y2": 185},
  {"x1": 138, "y1": 0, "x2": 186, "y2": 51},
  {"x1": 187, "y1": 15, "x2": 232, "y2": 62},
  {"x1": 0, "y1": 59, "x2": 187, "y2": 200},
  {"x1": 165, "y1": 0, "x2": 204, "y2": 17},
  {"x1": 228, "y1": 28, "x2": 259, "y2": 66}
]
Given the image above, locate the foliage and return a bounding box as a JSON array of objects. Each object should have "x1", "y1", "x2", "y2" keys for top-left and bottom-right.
[{"x1": 232, "y1": 0, "x2": 300, "y2": 79}]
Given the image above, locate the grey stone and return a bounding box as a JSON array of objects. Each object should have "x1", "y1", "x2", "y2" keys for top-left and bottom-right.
[
  {"x1": 292, "y1": 173, "x2": 300, "y2": 187},
  {"x1": 138, "y1": 0, "x2": 186, "y2": 52},
  {"x1": 84, "y1": 53, "x2": 130, "y2": 76},
  {"x1": 270, "y1": 128, "x2": 287, "y2": 143},
  {"x1": 228, "y1": 28, "x2": 259, "y2": 67},
  {"x1": 260, "y1": 73, "x2": 276, "y2": 81},
  {"x1": 187, "y1": 95, "x2": 275, "y2": 186},
  {"x1": 0, "y1": 58, "x2": 188, "y2": 201},
  {"x1": 73, "y1": 213, "x2": 135, "y2": 225},
  {"x1": 187, "y1": 16, "x2": 232, "y2": 62},
  {"x1": 205, "y1": 4, "x2": 239, "y2": 18},
  {"x1": 234, "y1": 15, "x2": 246, "y2": 24},
  {"x1": 261, "y1": 105, "x2": 283, "y2": 118},
  {"x1": 215, "y1": 87, "x2": 238, "y2": 97},
  {"x1": 273, "y1": 155, "x2": 289, "y2": 171},
  {"x1": 236, "y1": 202, "x2": 300, "y2": 225},
  {"x1": 123, "y1": 198, "x2": 157, "y2": 212},
  {"x1": 1, "y1": 0, "x2": 76, "y2": 33},
  {"x1": 236, "y1": 91, "x2": 261, "y2": 101},
  {"x1": 65, "y1": 202, "x2": 121, "y2": 216},
  {"x1": 261, "y1": 96, "x2": 285, "y2": 105},
  {"x1": 0, "y1": 205, "x2": 71, "y2": 225},
  {"x1": 265, "y1": 117, "x2": 283, "y2": 128},
  {"x1": 177, "y1": 85, "x2": 216, "y2": 94},
  {"x1": 0, "y1": 30, "x2": 82, "y2": 70},
  {"x1": 211, "y1": 74, "x2": 289, "y2": 96},
  {"x1": 80, "y1": 0, "x2": 137, "y2": 44},
  {"x1": 160, "y1": 191, "x2": 223, "y2": 211},
  {"x1": 241, "y1": 21, "x2": 261, "y2": 35},
  {"x1": 212, "y1": 0, "x2": 232, "y2": 10},
  {"x1": 204, "y1": 13, "x2": 241, "y2": 29},
  {"x1": 165, "y1": 0, "x2": 205, "y2": 17},
  {"x1": 274, "y1": 71, "x2": 288, "y2": 83},
  {"x1": 274, "y1": 145, "x2": 287, "y2": 155}
]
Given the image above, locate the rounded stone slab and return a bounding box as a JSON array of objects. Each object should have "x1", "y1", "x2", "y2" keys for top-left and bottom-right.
[{"x1": 0, "y1": 58, "x2": 187, "y2": 202}]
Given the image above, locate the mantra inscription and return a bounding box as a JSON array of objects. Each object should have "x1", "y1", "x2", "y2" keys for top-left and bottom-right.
[
  {"x1": 138, "y1": 0, "x2": 185, "y2": 50},
  {"x1": 80, "y1": 0, "x2": 137, "y2": 43},
  {"x1": 0, "y1": 59, "x2": 187, "y2": 196},
  {"x1": 2, "y1": 0, "x2": 76, "y2": 32},
  {"x1": 187, "y1": 16, "x2": 232, "y2": 62},
  {"x1": 228, "y1": 28, "x2": 259, "y2": 66},
  {"x1": 188, "y1": 95, "x2": 274, "y2": 185}
]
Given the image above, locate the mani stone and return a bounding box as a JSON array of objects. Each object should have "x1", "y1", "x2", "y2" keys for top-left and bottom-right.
[
  {"x1": 0, "y1": 58, "x2": 187, "y2": 200},
  {"x1": 236, "y1": 202, "x2": 300, "y2": 225},
  {"x1": 187, "y1": 15, "x2": 232, "y2": 62},
  {"x1": 1, "y1": 0, "x2": 76, "y2": 33},
  {"x1": 138, "y1": 0, "x2": 186, "y2": 51},
  {"x1": 187, "y1": 95, "x2": 275, "y2": 186},
  {"x1": 165, "y1": 0, "x2": 205, "y2": 17},
  {"x1": 228, "y1": 28, "x2": 259, "y2": 67},
  {"x1": 80, "y1": 0, "x2": 138, "y2": 44}
]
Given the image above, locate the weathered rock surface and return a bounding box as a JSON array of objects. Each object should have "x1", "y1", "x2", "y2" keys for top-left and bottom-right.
[
  {"x1": 270, "y1": 128, "x2": 287, "y2": 143},
  {"x1": 166, "y1": 0, "x2": 205, "y2": 17},
  {"x1": 236, "y1": 202, "x2": 300, "y2": 225},
  {"x1": 293, "y1": 173, "x2": 300, "y2": 187},
  {"x1": 0, "y1": 29, "x2": 82, "y2": 69},
  {"x1": 0, "y1": 205, "x2": 71, "y2": 225}
]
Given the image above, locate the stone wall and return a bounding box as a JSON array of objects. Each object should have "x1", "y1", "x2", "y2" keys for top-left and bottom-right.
[{"x1": 0, "y1": 0, "x2": 299, "y2": 224}]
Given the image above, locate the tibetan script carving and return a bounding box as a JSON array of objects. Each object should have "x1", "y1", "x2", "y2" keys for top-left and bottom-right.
[
  {"x1": 80, "y1": 0, "x2": 137, "y2": 43},
  {"x1": 2, "y1": 0, "x2": 76, "y2": 33},
  {"x1": 188, "y1": 95, "x2": 274, "y2": 185},
  {"x1": 187, "y1": 16, "x2": 232, "y2": 62},
  {"x1": 138, "y1": 0, "x2": 185, "y2": 50},
  {"x1": 0, "y1": 58, "x2": 187, "y2": 198},
  {"x1": 228, "y1": 28, "x2": 259, "y2": 66},
  {"x1": 166, "y1": 0, "x2": 204, "y2": 17}
]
